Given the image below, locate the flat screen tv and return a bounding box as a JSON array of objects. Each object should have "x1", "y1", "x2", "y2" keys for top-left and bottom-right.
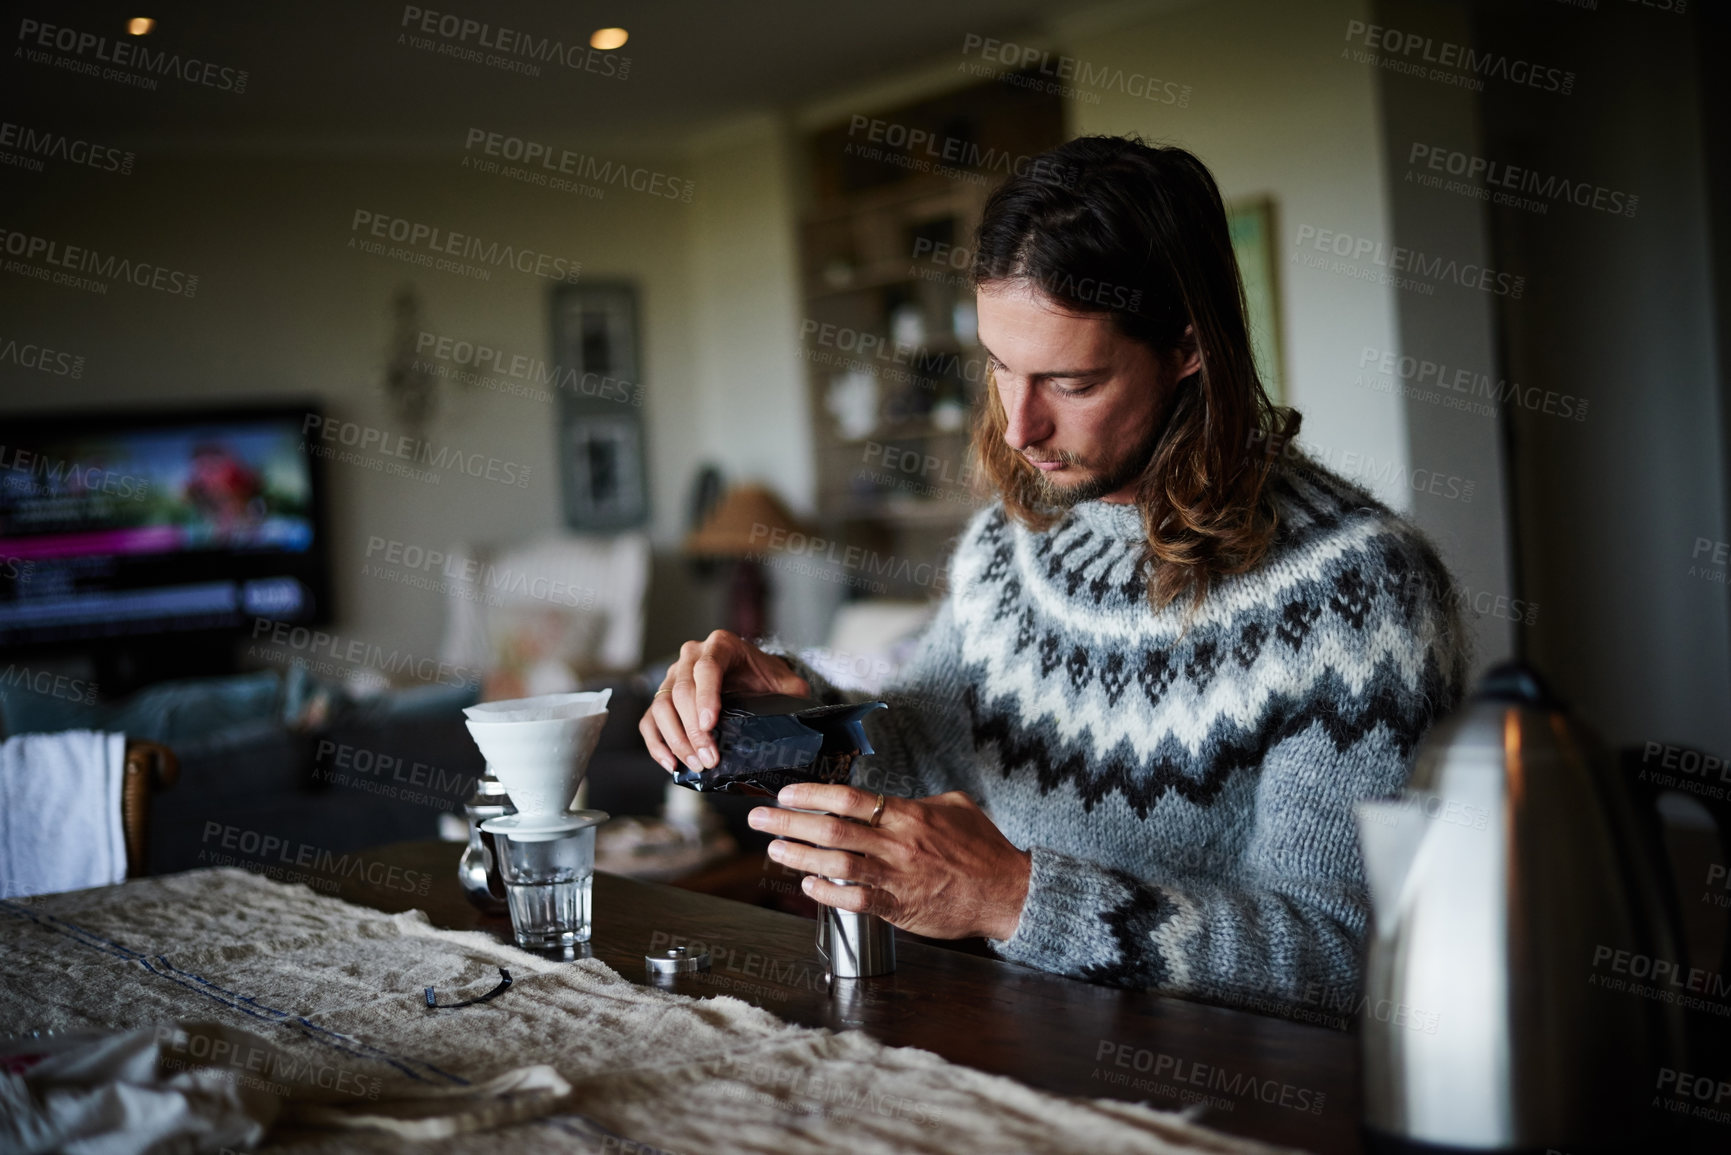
[{"x1": 0, "y1": 401, "x2": 332, "y2": 650}]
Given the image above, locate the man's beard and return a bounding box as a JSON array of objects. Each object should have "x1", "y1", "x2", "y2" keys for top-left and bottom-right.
[{"x1": 1028, "y1": 418, "x2": 1166, "y2": 508}]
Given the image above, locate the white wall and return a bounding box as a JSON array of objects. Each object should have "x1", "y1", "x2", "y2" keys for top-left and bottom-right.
[
  {"x1": 1371, "y1": 0, "x2": 1517, "y2": 673},
  {"x1": 1057, "y1": 0, "x2": 1411, "y2": 515},
  {"x1": 0, "y1": 112, "x2": 826, "y2": 666},
  {"x1": 682, "y1": 116, "x2": 814, "y2": 523},
  {"x1": 0, "y1": 148, "x2": 699, "y2": 664}
]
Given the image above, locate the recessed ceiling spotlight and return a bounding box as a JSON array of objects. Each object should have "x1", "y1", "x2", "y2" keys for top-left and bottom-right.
[
  {"x1": 127, "y1": 17, "x2": 154, "y2": 35},
  {"x1": 589, "y1": 27, "x2": 627, "y2": 51}
]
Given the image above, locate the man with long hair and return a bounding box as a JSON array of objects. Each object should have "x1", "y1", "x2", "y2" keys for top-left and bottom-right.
[{"x1": 642, "y1": 135, "x2": 1466, "y2": 1015}]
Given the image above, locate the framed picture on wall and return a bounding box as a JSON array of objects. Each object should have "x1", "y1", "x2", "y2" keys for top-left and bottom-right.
[
  {"x1": 561, "y1": 413, "x2": 646, "y2": 528},
  {"x1": 550, "y1": 282, "x2": 649, "y2": 531},
  {"x1": 1228, "y1": 198, "x2": 1285, "y2": 406}
]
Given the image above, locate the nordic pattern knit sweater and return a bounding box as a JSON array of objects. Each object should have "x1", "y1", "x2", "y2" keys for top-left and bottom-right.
[{"x1": 781, "y1": 458, "x2": 1469, "y2": 1017}]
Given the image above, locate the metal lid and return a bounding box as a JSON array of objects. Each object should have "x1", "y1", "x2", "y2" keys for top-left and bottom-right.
[{"x1": 645, "y1": 946, "x2": 710, "y2": 974}]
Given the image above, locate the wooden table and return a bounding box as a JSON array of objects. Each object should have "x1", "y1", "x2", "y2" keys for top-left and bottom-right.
[{"x1": 336, "y1": 840, "x2": 1362, "y2": 1154}]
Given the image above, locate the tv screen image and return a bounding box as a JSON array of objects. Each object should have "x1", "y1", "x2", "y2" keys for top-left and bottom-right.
[{"x1": 0, "y1": 404, "x2": 331, "y2": 646}]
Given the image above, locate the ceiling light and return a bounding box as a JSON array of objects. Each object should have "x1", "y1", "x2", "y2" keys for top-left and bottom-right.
[
  {"x1": 127, "y1": 17, "x2": 154, "y2": 35},
  {"x1": 589, "y1": 27, "x2": 627, "y2": 51}
]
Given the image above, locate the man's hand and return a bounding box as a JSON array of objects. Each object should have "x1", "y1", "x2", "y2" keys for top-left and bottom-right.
[
  {"x1": 639, "y1": 629, "x2": 810, "y2": 774},
  {"x1": 747, "y1": 784, "x2": 1032, "y2": 942}
]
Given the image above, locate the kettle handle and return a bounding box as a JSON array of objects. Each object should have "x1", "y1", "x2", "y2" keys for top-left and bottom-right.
[{"x1": 1620, "y1": 742, "x2": 1731, "y2": 990}]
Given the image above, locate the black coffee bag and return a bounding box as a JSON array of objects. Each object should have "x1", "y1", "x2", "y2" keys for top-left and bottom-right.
[{"x1": 672, "y1": 693, "x2": 887, "y2": 796}]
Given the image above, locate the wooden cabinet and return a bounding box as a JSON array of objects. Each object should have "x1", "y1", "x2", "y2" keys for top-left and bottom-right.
[{"x1": 797, "y1": 78, "x2": 1064, "y2": 595}]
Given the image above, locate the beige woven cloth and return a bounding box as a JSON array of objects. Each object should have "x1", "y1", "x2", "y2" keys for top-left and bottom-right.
[{"x1": 0, "y1": 869, "x2": 1308, "y2": 1154}]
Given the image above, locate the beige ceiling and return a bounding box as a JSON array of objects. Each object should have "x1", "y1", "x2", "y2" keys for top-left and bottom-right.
[{"x1": 4, "y1": 0, "x2": 1085, "y2": 156}]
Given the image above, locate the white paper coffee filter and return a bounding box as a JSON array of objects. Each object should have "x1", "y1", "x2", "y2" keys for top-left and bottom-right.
[
  {"x1": 463, "y1": 690, "x2": 612, "y2": 820},
  {"x1": 463, "y1": 688, "x2": 612, "y2": 724}
]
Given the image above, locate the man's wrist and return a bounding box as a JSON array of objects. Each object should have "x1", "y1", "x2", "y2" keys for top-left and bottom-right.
[{"x1": 987, "y1": 847, "x2": 1033, "y2": 941}]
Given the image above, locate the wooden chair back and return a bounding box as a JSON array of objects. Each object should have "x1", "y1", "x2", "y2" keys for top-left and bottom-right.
[{"x1": 121, "y1": 739, "x2": 179, "y2": 878}]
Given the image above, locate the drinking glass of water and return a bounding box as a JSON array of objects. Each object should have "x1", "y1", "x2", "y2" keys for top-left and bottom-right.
[{"x1": 492, "y1": 812, "x2": 604, "y2": 952}]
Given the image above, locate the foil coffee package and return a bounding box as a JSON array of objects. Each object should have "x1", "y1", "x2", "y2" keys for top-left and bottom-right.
[{"x1": 672, "y1": 693, "x2": 887, "y2": 796}]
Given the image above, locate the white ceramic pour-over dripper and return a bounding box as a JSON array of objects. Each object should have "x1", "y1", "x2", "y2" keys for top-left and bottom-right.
[{"x1": 464, "y1": 690, "x2": 611, "y2": 840}]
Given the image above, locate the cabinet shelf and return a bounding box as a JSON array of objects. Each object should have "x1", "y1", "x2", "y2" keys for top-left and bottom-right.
[
  {"x1": 834, "y1": 421, "x2": 970, "y2": 444},
  {"x1": 808, "y1": 334, "x2": 982, "y2": 372}
]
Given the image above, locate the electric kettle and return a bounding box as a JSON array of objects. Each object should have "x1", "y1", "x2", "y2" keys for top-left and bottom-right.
[{"x1": 1355, "y1": 663, "x2": 1727, "y2": 1152}]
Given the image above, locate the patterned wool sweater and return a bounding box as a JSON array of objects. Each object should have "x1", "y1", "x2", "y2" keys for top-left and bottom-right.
[{"x1": 783, "y1": 458, "x2": 1468, "y2": 1017}]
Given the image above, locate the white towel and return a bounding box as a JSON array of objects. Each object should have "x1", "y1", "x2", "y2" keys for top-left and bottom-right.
[
  {"x1": 0, "y1": 730, "x2": 127, "y2": 898},
  {"x1": 0, "y1": 1020, "x2": 575, "y2": 1154}
]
